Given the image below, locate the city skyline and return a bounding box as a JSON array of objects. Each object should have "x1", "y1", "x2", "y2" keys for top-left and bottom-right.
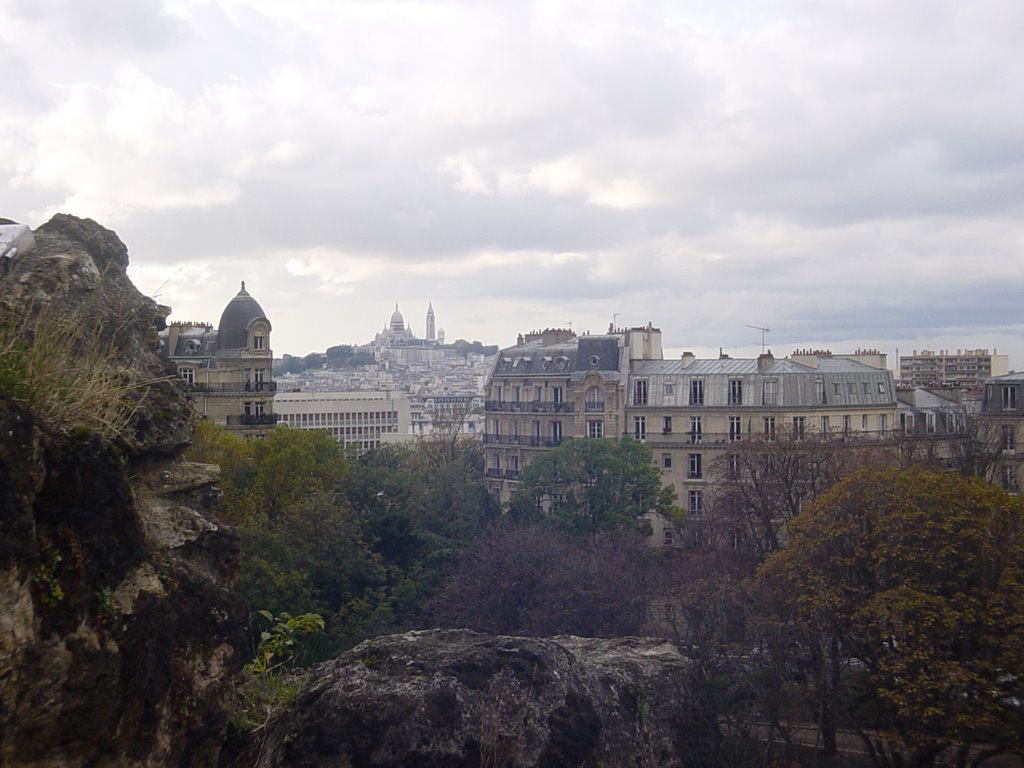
[{"x1": 2, "y1": 1, "x2": 1022, "y2": 365}]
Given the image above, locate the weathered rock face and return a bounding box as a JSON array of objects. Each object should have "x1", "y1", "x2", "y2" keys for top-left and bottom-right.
[
  {"x1": 249, "y1": 629, "x2": 719, "y2": 768},
  {"x1": 0, "y1": 215, "x2": 247, "y2": 767}
]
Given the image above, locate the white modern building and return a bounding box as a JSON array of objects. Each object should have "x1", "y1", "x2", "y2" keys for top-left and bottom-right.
[{"x1": 274, "y1": 390, "x2": 412, "y2": 453}]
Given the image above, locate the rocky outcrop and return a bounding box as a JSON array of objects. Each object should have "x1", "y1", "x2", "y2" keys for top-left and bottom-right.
[
  {"x1": 247, "y1": 629, "x2": 719, "y2": 768},
  {"x1": 0, "y1": 215, "x2": 246, "y2": 767}
]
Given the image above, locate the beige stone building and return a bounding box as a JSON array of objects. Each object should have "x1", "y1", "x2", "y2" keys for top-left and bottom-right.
[
  {"x1": 160, "y1": 281, "x2": 276, "y2": 437},
  {"x1": 981, "y1": 372, "x2": 1024, "y2": 493},
  {"x1": 483, "y1": 325, "x2": 663, "y2": 501},
  {"x1": 484, "y1": 334, "x2": 899, "y2": 545},
  {"x1": 631, "y1": 350, "x2": 898, "y2": 529}
]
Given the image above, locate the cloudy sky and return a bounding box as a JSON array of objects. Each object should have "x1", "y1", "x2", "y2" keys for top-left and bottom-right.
[{"x1": 2, "y1": 0, "x2": 1022, "y2": 366}]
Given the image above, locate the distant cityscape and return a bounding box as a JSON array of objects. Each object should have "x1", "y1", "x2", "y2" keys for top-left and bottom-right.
[{"x1": 159, "y1": 283, "x2": 1023, "y2": 543}]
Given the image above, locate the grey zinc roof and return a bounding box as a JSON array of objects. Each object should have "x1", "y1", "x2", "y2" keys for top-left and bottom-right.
[
  {"x1": 493, "y1": 334, "x2": 622, "y2": 377},
  {"x1": 217, "y1": 282, "x2": 270, "y2": 350},
  {"x1": 632, "y1": 356, "x2": 883, "y2": 376}
]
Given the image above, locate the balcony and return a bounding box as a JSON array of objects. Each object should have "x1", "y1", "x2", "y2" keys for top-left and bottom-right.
[
  {"x1": 225, "y1": 413, "x2": 278, "y2": 426},
  {"x1": 484, "y1": 400, "x2": 574, "y2": 414},
  {"x1": 483, "y1": 434, "x2": 565, "y2": 447},
  {"x1": 188, "y1": 381, "x2": 278, "y2": 394}
]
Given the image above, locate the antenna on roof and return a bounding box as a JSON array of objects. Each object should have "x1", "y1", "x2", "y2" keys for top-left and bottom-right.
[{"x1": 746, "y1": 324, "x2": 770, "y2": 354}]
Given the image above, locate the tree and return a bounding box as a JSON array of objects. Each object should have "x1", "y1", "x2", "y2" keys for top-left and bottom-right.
[
  {"x1": 509, "y1": 437, "x2": 679, "y2": 533},
  {"x1": 430, "y1": 521, "x2": 657, "y2": 637},
  {"x1": 761, "y1": 467, "x2": 1024, "y2": 767},
  {"x1": 709, "y1": 429, "x2": 885, "y2": 559}
]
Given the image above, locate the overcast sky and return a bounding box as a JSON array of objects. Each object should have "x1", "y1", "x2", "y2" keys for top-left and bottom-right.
[{"x1": 2, "y1": 0, "x2": 1022, "y2": 366}]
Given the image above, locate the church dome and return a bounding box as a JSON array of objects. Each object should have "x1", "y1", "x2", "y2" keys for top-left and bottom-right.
[
  {"x1": 217, "y1": 281, "x2": 270, "y2": 350},
  {"x1": 390, "y1": 303, "x2": 405, "y2": 332}
]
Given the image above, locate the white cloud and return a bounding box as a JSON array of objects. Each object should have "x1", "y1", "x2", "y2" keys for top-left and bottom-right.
[{"x1": 2, "y1": 0, "x2": 1023, "y2": 362}]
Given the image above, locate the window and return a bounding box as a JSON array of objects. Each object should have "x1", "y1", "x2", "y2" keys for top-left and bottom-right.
[
  {"x1": 585, "y1": 386, "x2": 604, "y2": 411},
  {"x1": 815, "y1": 379, "x2": 825, "y2": 404},
  {"x1": 762, "y1": 379, "x2": 778, "y2": 405},
  {"x1": 550, "y1": 421, "x2": 563, "y2": 442},
  {"x1": 664, "y1": 383, "x2": 675, "y2": 396},
  {"x1": 861, "y1": 414, "x2": 869, "y2": 430},
  {"x1": 254, "y1": 401, "x2": 265, "y2": 416},
  {"x1": 843, "y1": 415, "x2": 851, "y2": 436},
  {"x1": 688, "y1": 453, "x2": 702, "y2": 479},
  {"x1": 728, "y1": 379, "x2": 743, "y2": 405},
  {"x1": 179, "y1": 368, "x2": 195, "y2": 385},
  {"x1": 1002, "y1": 465, "x2": 1018, "y2": 492},
  {"x1": 862, "y1": 381, "x2": 870, "y2": 394},
  {"x1": 552, "y1": 386, "x2": 564, "y2": 405},
  {"x1": 534, "y1": 386, "x2": 542, "y2": 402},
  {"x1": 689, "y1": 416, "x2": 702, "y2": 444},
  {"x1": 532, "y1": 421, "x2": 541, "y2": 441},
  {"x1": 833, "y1": 382, "x2": 842, "y2": 395},
  {"x1": 848, "y1": 383, "x2": 856, "y2": 395},
  {"x1": 728, "y1": 453, "x2": 740, "y2": 477},
  {"x1": 634, "y1": 379, "x2": 649, "y2": 405},
  {"x1": 1003, "y1": 424, "x2": 1016, "y2": 452},
  {"x1": 253, "y1": 334, "x2": 265, "y2": 350},
  {"x1": 927, "y1": 413, "x2": 936, "y2": 434},
  {"x1": 1003, "y1": 386, "x2": 1017, "y2": 411},
  {"x1": 512, "y1": 386, "x2": 520, "y2": 402},
  {"x1": 587, "y1": 420, "x2": 604, "y2": 438},
  {"x1": 243, "y1": 401, "x2": 252, "y2": 416},
  {"x1": 763, "y1": 416, "x2": 776, "y2": 442},
  {"x1": 793, "y1": 416, "x2": 806, "y2": 440},
  {"x1": 663, "y1": 416, "x2": 673, "y2": 434},
  {"x1": 902, "y1": 412, "x2": 914, "y2": 435},
  {"x1": 662, "y1": 453, "x2": 672, "y2": 470},
  {"x1": 663, "y1": 528, "x2": 674, "y2": 546},
  {"x1": 491, "y1": 454, "x2": 501, "y2": 470},
  {"x1": 878, "y1": 381, "x2": 886, "y2": 394},
  {"x1": 510, "y1": 455, "x2": 519, "y2": 472},
  {"x1": 820, "y1": 415, "x2": 829, "y2": 434},
  {"x1": 879, "y1": 414, "x2": 887, "y2": 435},
  {"x1": 633, "y1": 415, "x2": 646, "y2": 440},
  {"x1": 729, "y1": 416, "x2": 742, "y2": 442},
  {"x1": 690, "y1": 379, "x2": 705, "y2": 405},
  {"x1": 688, "y1": 490, "x2": 703, "y2": 517}
]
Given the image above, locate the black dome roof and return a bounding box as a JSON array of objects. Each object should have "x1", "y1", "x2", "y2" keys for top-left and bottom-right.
[{"x1": 217, "y1": 281, "x2": 270, "y2": 350}]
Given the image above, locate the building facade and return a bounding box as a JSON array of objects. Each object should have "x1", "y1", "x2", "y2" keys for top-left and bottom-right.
[
  {"x1": 273, "y1": 390, "x2": 411, "y2": 453},
  {"x1": 980, "y1": 372, "x2": 1024, "y2": 493},
  {"x1": 484, "y1": 334, "x2": 900, "y2": 544},
  {"x1": 899, "y1": 348, "x2": 1009, "y2": 389},
  {"x1": 160, "y1": 281, "x2": 276, "y2": 437},
  {"x1": 631, "y1": 351, "x2": 898, "y2": 529},
  {"x1": 483, "y1": 325, "x2": 663, "y2": 500}
]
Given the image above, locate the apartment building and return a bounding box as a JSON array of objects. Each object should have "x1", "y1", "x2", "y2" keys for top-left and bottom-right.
[
  {"x1": 980, "y1": 372, "x2": 1024, "y2": 493},
  {"x1": 630, "y1": 350, "x2": 898, "y2": 526},
  {"x1": 483, "y1": 325, "x2": 663, "y2": 500},
  {"x1": 160, "y1": 281, "x2": 276, "y2": 437},
  {"x1": 899, "y1": 348, "x2": 1009, "y2": 389}
]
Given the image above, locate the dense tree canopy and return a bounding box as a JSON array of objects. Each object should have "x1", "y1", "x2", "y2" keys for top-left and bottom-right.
[
  {"x1": 187, "y1": 423, "x2": 497, "y2": 659},
  {"x1": 761, "y1": 467, "x2": 1024, "y2": 767}
]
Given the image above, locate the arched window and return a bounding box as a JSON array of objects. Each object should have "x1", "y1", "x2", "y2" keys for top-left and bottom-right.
[{"x1": 585, "y1": 386, "x2": 604, "y2": 412}]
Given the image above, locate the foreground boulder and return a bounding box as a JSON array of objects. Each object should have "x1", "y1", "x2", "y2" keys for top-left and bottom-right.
[
  {"x1": 0, "y1": 215, "x2": 246, "y2": 767},
  {"x1": 249, "y1": 629, "x2": 719, "y2": 768}
]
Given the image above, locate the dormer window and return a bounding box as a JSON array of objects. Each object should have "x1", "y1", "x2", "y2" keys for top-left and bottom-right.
[{"x1": 253, "y1": 335, "x2": 265, "y2": 350}]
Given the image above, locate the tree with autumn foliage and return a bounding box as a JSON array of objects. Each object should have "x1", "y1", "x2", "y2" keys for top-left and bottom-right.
[{"x1": 761, "y1": 467, "x2": 1024, "y2": 768}]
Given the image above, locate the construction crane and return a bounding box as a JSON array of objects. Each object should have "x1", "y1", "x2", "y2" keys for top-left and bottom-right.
[{"x1": 746, "y1": 324, "x2": 770, "y2": 354}]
